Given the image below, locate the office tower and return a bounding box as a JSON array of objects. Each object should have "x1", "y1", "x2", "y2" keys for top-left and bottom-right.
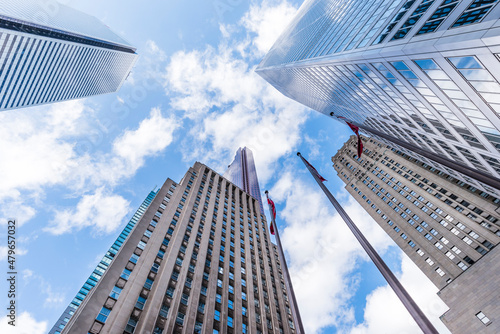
[
  {"x1": 49, "y1": 190, "x2": 158, "y2": 334},
  {"x1": 257, "y1": 0, "x2": 500, "y2": 198},
  {"x1": 56, "y1": 161, "x2": 298, "y2": 334},
  {"x1": 332, "y1": 135, "x2": 500, "y2": 333},
  {"x1": 0, "y1": 0, "x2": 137, "y2": 111},
  {"x1": 224, "y1": 147, "x2": 265, "y2": 213}
]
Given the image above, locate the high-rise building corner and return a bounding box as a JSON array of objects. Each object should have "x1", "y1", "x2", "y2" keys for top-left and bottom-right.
[{"x1": 0, "y1": 0, "x2": 137, "y2": 111}]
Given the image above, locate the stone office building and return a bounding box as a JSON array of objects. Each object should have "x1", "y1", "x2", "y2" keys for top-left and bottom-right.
[
  {"x1": 53, "y1": 161, "x2": 298, "y2": 334},
  {"x1": 333, "y1": 135, "x2": 500, "y2": 333}
]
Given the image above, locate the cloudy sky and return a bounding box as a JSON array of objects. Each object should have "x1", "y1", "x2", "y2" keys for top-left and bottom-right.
[{"x1": 1, "y1": 0, "x2": 450, "y2": 333}]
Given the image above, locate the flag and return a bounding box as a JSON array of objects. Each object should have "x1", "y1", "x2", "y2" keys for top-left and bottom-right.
[
  {"x1": 303, "y1": 157, "x2": 327, "y2": 182},
  {"x1": 335, "y1": 116, "x2": 364, "y2": 158},
  {"x1": 346, "y1": 122, "x2": 363, "y2": 158},
  {"x1": 267, "y1": 197, "x2": 276, "y2": 235}
]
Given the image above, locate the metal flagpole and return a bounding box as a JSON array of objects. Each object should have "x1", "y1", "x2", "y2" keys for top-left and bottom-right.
[
  {"x1": 331, "y1": 113, "x2": 500, "y2": 191},
  {"x1": 264, "y1": 191, "x2": 305, "y2": 334},
  {"x1": 297, "y1": 152, "x2": 439, "y2": 334}
]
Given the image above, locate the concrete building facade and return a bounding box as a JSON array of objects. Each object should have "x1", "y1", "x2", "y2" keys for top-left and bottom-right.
[
  {"x1": 333, "y1": 135, "x2": 500, "y2": 332},
  {"x1": 257, "y1": 0, "x2": 500, "y2": 198},
  {"x1": 55, "y1": 162, "x2": 298, "y2": 334}
]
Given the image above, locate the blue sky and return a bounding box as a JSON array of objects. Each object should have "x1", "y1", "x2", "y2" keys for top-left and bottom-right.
[{"x1": 0, "y1": 0, "x2": 450, "y2": 333}]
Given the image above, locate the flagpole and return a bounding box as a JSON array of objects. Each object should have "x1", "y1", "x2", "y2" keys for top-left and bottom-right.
[
  {"x1": 265, "y1": 191, "x2": 305, "y2": 334},
  {"x1": 297, "y1": 152, "x2": 439, "y2": 334},
  {"x1": 332, "y1": 113, "x2": 500, "y2": 191}
]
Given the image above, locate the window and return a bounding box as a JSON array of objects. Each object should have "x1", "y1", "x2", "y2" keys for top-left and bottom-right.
[
  {"x1": 476, "y1": 311, "x2": 491, "y2": 325},
  {"x1": 96, "y1": 307, "x2": 111, "y2": 323},
  {"x1": 416, "y1": 249, "x2": 425, "y2": 256},
  {"x1": 228, "y1": 316, "x2": 234, "y2": 328},
  {"x1": 469, "y1": 231, "x2": 479, "y2": 239},
  {"x1": 181, "y1": 293, "x2": 189, "y2": 305},
  {"x1": 125, "y1": 318, "x2": 137, "y2": 333},
  {"x1": 144, "y1": 278, "x2": 154, "y2": 290},
  {"x1": 176, "y1": 312, "x2": 185, "y2": 325},
  {"x1": 214, "y1": 310, "x2": 221, "y2": 321},
  {"x1": 425, "y1": 258, "x2": 434, "y2": 266},
  {"x1": 458, "y1": 262, "x2": 468, "y2": 270},
  {"x1": 435, "y1": 267, "x2": 445, "y2": 277},
  {"x1": 110, "y1": 286, "x2": 122, "y2": 299},
  {"x1": 121, "y1": 269, "x2": 132, "y2": 280},
  {"x1": 452, "y1": 1, "x2": 499, "y2": 28},
  {"x1": 135, "y1": 296, "x2": 146, "y2": 310}
]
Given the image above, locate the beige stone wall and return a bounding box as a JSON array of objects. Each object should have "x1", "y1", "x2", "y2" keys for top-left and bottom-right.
[
  {"x1": 332, "y1": 135, "x2": 500, "y2": 333},
  {"x1": 439, "y1": 246, "x2": 500, "y2": 334}
]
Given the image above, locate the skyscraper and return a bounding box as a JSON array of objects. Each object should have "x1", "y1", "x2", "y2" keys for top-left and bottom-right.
[
  {"x1": 333, "y1": 135, "x2": 500, "y2": 333},
  {"x1": 55, "y1": 161, "x2": 298, "y2": 334},
  {"x1": 224, "y1": 147, "x2": 265, "y2": 213},
  {"x1": 257, "y1": 0, "x2": 500, "y2": 198},
  {"x1": 0, "y1": 0, "x2": 137, "y2": 111},
  {"x1": 49, "y1": 190, "x2": 158, "y2": 334}
]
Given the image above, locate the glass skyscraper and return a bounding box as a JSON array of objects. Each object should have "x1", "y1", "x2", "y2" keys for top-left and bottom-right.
[
  {"x1": 224, "y1": 147, "x2": 265, "y2": 214},
  {"x1": 257, "y1": 0, "x2": 500, "y2": 198},
  {"x1": 0, "y1": 0, "x2": 137, "y2": 111},
  {"x1": 53, "y1": 161, "x2": 298, "y2": 334}
]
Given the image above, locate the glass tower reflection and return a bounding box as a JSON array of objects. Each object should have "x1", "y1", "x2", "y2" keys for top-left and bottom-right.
[
  {"x1": 0, "y1": 0, "x2": 137, "y2": 111},
  {"x1": 224, "y1": 147, "x2": 265, "y2": 213},
  {"x1": 257, "y1": 0, "x2": 500, "y2": 198}
]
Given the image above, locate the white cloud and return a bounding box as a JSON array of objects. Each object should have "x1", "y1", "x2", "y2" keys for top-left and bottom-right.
[
  {"x1": 0, "y1": 102, "x2": 178, "y2": 233},
  {"x1": 22, "y1": 269, "x2": 34, "y2": 281},
  {"x1": 269, "y1": 170, "x2": 448, "y2": 334},
  {"x1": 163, "y1": 0, "x2": 309, "y2": 181},
  {"x1": 43, "y1": 284, "x2": 65, "y2": 308},
  {"x1": 240, "y1": 0, "x2": 299, "y2": 56},
  {"x1": 44, "y1": 187, "x2": 131, "y2": 235},
  {"x1": 348, "y1": 255, "x2": 451, "y2": 334},
  {"x1": 0, "y1": 246, "x2": 28, "y2": 262},
  {"x1": 0, "y1": 100, "x2": 91, "y2": 200},
  {"x1": 113, "y1": 107, "x2": 178, "y2": 169},
  {"x1": 0, "y1": 312, "x2": 47, "y2": 334},
  {"x1": 0, "y1": 198, "x2": 36, "y2": 227},
  {"x1": 271, "y1": 170, "x2": 393, "y2": 333}
]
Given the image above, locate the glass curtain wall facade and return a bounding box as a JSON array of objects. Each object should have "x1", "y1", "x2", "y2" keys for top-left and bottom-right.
[
  {"x1": 0, "y1": 0, "x2": 137, "y2": 111},
  {"x1": 49, "y1": 190, "x2": 158, "y2": 334},
  {"x1": 56, "y1": 162, "x2": 297, "y2": 334},
  {"x1": 333, "y1": 135, "x2": 500, "y2": 333},
  {"x1": 257, "y1": 0, "x2": 500, "y2": 198},
  {"x1": 224, "y1": 147, "x2": 265, "y2": 214}
]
